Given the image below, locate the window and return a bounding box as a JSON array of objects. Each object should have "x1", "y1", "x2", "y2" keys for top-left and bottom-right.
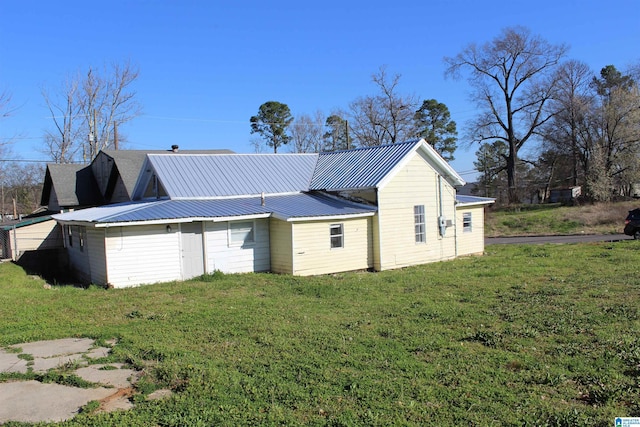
[
  {"x1": 67, "y1": 225, "x2": 73, "y2": 247},
  {"x1": 229, "y1": 221, "x2": 255, "y2": 245},
  {"x1": 79, "y1": 227, "x2": 86, "y2": 252},
  {"x1": 330, "y1": 224, "x2": 344, "y2": 249},
  {"x1": 414, "y1": 205, "x2": 425, "y2": 243},
  {"x1": 463, "y1": 212, "x2": 472, "y2": 232}
]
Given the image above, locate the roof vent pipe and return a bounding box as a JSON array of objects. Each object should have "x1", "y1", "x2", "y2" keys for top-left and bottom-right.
[
  {"x1": 171, "y1": 145, "x2": 179, "y2": 152},
  {"x1": 261, "y1": 192, "x2": 265, "y2": 206}
]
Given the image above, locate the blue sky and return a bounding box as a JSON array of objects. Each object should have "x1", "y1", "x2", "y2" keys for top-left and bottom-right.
[{"x1": 1, "y1": 0, "x2": 639, "y2": 180}]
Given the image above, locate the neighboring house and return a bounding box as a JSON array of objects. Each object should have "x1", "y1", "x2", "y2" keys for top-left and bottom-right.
[
  {"x1": 0, "y1": 216, "x2": 62, "y2": 260},
  {"x1": 41, "y1": 164, "x2": 103, "y2": 212},
  {"x1": 41, "y1": 147, "x2": 235, "y2": 212},
  {"x1": 549, "y1": 186, "x2": 582, "y2": 204},
  {"x1": 53, "y1": 140, "x2": 495, "y2": 288}
]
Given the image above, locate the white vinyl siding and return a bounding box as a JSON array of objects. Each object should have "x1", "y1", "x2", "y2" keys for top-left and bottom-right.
[
  {"x1": 87, "y1": 228, "x2": 107, "y2": 285},
  {"x1": 67, "y1": 226, "x2": 92, "y2": 283},
  {"x1": 3, "y1": 220, "x2": 63, "y2": 260},
  {"x1": 269, "y1": 218, "x2": 293, "y2": 274},
  {"x1": 376, "y1": 150, "x2": 457, "y2": 270},
  {"x1": 206, "y1": 219, "x2": 270, "y2": 274},
  {"x1": 105, "y1": 225, "x2": 182, "y2": 288},
  {"x1": 291, "y1": 217, "x2": 372, "y2": 276},
  {"x1": 456, "y1": 206, "x2": 485, "y2": 256}
]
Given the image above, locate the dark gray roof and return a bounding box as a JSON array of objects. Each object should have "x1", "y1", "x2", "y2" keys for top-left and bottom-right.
[
  {"x1": 53, "y1": 192, "x2": 376, "y2": 224},
  {"x1": 144, "y1": 153, "x2": 318, "y2": 198},
  {"x1": 40, "y1": 164, "x2": 102, "y2": 208}
]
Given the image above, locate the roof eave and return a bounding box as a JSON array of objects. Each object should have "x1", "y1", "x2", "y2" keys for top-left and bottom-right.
[
  {"x1": 275, "y1": 211, "x2": 377, "y2": 222},
  {"x1": 90, "y1": 213, "x2": 273, "y2": 228},
  {"x1": 456, "y1": 200, "x2": 496, "y2": 208}
]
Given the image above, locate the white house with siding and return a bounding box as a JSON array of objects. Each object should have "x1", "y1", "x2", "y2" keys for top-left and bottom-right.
[{"x1": 53, "y1": 139, "x2": 494, "y2": 288}]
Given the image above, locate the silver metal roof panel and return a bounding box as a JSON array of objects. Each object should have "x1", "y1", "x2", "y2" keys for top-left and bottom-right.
[
  {"x1": 456, "y1": 195, "x2": 496, "y2": 206},
  {"x1": 147, "y1": 154, "x2": 318, "y2": 198},
  {"x1": 53, "y1": 193, "x2": 376, "y2": 225},
  {"x1": 310, "y1": 140, "x2": 420, "y2": 190}
]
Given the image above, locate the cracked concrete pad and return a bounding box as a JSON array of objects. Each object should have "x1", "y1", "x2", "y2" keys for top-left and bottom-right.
[
  {"x1": 31, "y1": 352, "x2": 87, "y2": 373},
  {"x1": 0, "y1": 380, "x2": 115, "y2": 424},
  {"x1": 86, "y1": 346, "x2": 111, "y2": 360},
  {"x1": 10, "y1": 338, "x2": 95, "y2": 359},
  {"x1": 75, "y1": 364, "x2": 138, "y2": 389},
  {"x1": 0, "y1": 349, "x2": 28, "y2": 373}
]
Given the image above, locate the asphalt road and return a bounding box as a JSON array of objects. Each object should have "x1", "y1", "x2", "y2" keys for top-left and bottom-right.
[{"x1": 486, "y1": 233, "x2": 633, "y2": 245}]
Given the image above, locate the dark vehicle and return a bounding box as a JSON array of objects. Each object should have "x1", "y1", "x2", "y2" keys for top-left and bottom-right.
[{"x1": 624, "y1": 208, "x2": 640, "y2": 239}]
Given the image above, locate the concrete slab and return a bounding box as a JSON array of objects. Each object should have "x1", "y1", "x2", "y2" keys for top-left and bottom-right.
[
  {"x1": 75, "y1": 364, "x2": 138, "y2": 389},
  {"x1": 0, "y1": 338, "x2": 141, "y2": 423},
  {"x1": 0, "y1": 380, "x2": 115, "y2": 424},
  {"x1": 31, "y1": 352, "x2": 86, "y2": 373},
  {"x1": 0, "y1": 349, "x2": 28, "y2": 374},
  {"x1": 10, "y1": 338, "x2": 95, "y2": 358},
  {"x1": 86, "y1": 346, "x2": 111, "y2": 360}
]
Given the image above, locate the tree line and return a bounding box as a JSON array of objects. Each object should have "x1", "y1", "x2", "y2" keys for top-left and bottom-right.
[
  {"x1": 449, "y1": 27, "x2": 640, "y2": 204},
  {"x1": 250, "y1": 65, "x2": 458, "y2": 161},
  {"x1": 2, "y1": 26, "x2": 639, "y2": 217},
  {"x1": 252, "y1": 28, "x2": 640, "y2": 205}
]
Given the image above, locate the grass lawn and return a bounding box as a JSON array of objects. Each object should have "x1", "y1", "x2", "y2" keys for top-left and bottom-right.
[
  {"x1": 2, "y1": 242, "x2": 640, "y2": 426},
  {"x1": 485, "y1": 201, "x2": 639, "y2": 237}
]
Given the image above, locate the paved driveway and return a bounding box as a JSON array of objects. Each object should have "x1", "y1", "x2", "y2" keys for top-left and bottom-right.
[{"x1": 486, "y1": 234, "x2": 632, "y2": 245}]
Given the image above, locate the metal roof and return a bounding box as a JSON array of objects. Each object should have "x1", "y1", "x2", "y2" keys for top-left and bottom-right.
[
  {"x1": 310, "y1": 140, "x2": 419, "y2": 190},
  {"x1": 53, "y1": 193, "x2": 376, "y2": 225},
  {"x1": 100, "y1": 149, "x2": 235, "y2": 199},
  {"x1": 456, "y1": 195, "x2": 496, "y2": 206},
  {"x1": 0, "y1": 215, "x2": 54, "y2": 231},
  {"x1": 145, "y1": 154, "x2": 318, "y2": 198}
]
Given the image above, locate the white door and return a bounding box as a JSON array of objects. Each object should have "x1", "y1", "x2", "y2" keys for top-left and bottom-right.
[{"x1": 180, "y1": 222, "x2": 204, "y2": 279}]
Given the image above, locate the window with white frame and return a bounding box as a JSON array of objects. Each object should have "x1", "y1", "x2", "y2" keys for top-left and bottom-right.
[
  {"x1": 414, "y1": 205, "x2": 426, "y2": 243},
  {"x1": 330, "y1": 223, "x2": 344, "y2": 249},
  {"x1": 463, "y1": 212, "x2": 472, "y2": 232},
  {"x1": 229, "y1": 221, "x2": 255, "y2": 246}
]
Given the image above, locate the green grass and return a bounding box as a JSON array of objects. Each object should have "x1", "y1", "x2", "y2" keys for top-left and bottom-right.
[
  {"x1": 1, "y1": 243, "x2": 640, "y2": 426},
  {"x1": 485, "y1": 200, "x2": 639, "y2": 237}
]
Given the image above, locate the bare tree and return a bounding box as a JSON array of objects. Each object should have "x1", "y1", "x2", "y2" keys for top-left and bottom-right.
[
  {"x1": 543, "y1": 60, "x2": 594, "y2": 188},
  {"x1": 4, "y1": 163, "x2": 44, "y2": 215},
  {"x1": 42, "y1": 61, "x2": 141, "y2": 163},
  {"x1": 445, "y1": 27, "x2": 568, "y2": 203},
  {"x1": 0, "y1": 91, "x2": 12, "y2": 218},
  {"x1": 289, "y1": 111, "x2": 325, "y2": 153},
  {"x1": 348, "y1": 66, "x2": 418, "y2": 147},
  {"x1": 42, "y1": 76, "x2": 82, "y2": 163},
  {"x1": 590, "y1": 65, "x2": 640, "y2": 199}
]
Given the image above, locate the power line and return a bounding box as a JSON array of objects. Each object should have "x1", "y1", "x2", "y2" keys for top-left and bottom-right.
[{"x1": 0, "y1": 159, "x2": 62, "y2": 163}]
